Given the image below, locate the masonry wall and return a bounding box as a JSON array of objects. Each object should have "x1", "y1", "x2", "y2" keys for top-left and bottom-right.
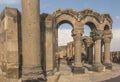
[{"x1": 0, "y1": 7, "x2": 21, "y2": 78}]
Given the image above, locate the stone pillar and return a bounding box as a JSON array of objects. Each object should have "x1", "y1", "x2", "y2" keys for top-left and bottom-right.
[
  {"x1": 92, "y1": 30, "x2": 104, "y2": 72},
  {"x1": 72, "y1": 28, "x2": 85, "y2": 74},
  {"x1": 45, "y1": 15, "x2": 54, "y2": 75},
  {"x1": 22, "y1": 0, "x2": 43, "y2": 80},
  {"x1": 103, "y1": 37, "x2": 112, "y2": 69}
]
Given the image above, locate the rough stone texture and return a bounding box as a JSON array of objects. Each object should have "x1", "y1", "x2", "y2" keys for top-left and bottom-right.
[
  {"x1": 0, "y1": 7, "x2": 20, "y2": 79},
  {"x1": 72, "y1": 67, "x2": 85, "y2": 74},
  {"x1": 0, "y1": 1, "x2": 114, "y2": 81}
]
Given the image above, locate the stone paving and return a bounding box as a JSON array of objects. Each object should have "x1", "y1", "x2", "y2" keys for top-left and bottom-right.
[
  {"x1": 0, "y1": 63, "x2": 120, "y2": 82},
  {"x1": 58, "y1": 63, "x2": 120, "y2": 82}
]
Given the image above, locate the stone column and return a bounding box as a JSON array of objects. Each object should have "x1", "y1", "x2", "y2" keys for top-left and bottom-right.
[
  {"x1": 92, "y1": 30, "x2": 104, "y2": 72},
  {"x1": 72, "y1": 28, "x2": 85, "y2": 74},
  {"x1": 103, "y1": 37, "x2": 112, "y2": 69},
  {"x1": 22, "y1": 0, "x2": 43, "y2": 80}
]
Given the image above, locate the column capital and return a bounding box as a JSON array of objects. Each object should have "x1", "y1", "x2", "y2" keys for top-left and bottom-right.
[
  {"x1": 90, "y1": 30, "x2": 103, "y2": 41},
  {"x1": 72, "y1": 28, "x2": 84, "y2": 36}
]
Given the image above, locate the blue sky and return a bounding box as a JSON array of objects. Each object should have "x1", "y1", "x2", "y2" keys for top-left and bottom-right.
[
  {"x1": 0, "y1": 0, "x2": 120, "y2": 29},
  {"x1": 0, "y1": 0, "x2": 120, "y2": 51}
]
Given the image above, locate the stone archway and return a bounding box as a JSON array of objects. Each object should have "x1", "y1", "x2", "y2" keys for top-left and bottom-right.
[
  {"x1": 51, "y1": 8, "x2": 113, "y2": 73},
  {"x1": 52, "y1": 9, "x2": 79, "y2": 72}
]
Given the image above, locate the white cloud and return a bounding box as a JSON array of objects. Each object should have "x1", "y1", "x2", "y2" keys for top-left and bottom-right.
[
  {"x1": 59, "y1": 28, "x2": 120, "y2": 51},
  {"x1": 58, "y1": 29, "x2": 73, "y2": 46},
  {"x1": 115, "y1": 16, "x2": 120, "y2": 20},
  {"x1": 0, "y1": 0, "x2": 19, "y2": 5},
  {"x1": 111, "y1": 29, "x2": 120, "y2": 51}
]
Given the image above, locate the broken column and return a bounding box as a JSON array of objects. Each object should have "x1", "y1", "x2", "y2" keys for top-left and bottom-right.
[{"x1": 22, "y1": 0, "x2": 43, "y2": 80}]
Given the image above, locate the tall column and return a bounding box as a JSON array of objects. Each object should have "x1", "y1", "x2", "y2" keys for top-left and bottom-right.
[
  {"x1": 103, "y1": 37, "x2": 112, "y2": 69},
  {"x1": 72, "y1": 28, "x2": 85, "y2": 73},
  {"x1": 92, "y1": 30, "x2": 104, "y2": 72},
  {"x1": 22, "y1": 0, "x2": 43, "y2": 80}
]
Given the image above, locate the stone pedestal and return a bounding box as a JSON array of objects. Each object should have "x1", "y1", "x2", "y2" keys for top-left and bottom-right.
[
  {"x1": 103, "y1": 63, "x2": 112, "y2": 70},
  {"x1": 92, "y1": 63, "x2": 105, "y2": 72},
  {"x1": 21, "y1": 0, "x2": 43, "y2": 81},
  {"x1": 72, "y1": 67, "x2": 85, "y2": 74}
]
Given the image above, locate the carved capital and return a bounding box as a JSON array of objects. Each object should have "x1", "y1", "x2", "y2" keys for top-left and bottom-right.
[
  {"x1": 72, "y1": 28, "x2": 84, "y2": 36},
  {"x1": 90, "y1": 30, "x2": 103, "y2": 41},
  {"x1": 103, "y1": 30, "x2": 112, "y2": 39},
  {"x1": 72, "y1": 34, "x2": 81, "y2": 41}
]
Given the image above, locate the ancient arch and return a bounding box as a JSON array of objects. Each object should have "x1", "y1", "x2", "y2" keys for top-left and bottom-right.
[{"x1": 51, "y1": 8, "x2": 113, "y2": 73}]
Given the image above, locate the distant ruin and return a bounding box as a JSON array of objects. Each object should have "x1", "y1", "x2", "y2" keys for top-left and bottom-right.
[{"x1": 0, "y1": 0, "x2": 113, "y2": 82}]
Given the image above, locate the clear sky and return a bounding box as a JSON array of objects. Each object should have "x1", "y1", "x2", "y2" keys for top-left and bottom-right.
[{"x1": 0, "y1": 0, "x2": 120, "y2": 51}]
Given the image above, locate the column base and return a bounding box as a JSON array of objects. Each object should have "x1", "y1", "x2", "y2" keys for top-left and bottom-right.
[
  {"x1": 72, "y1": 67, "x2": 85, "y2": 74},
  {"x1": 22, "y1": 66, "x2": 45, "y2": 81},
  {"x1": 46, "y1": 70, "x2": 54, "y2": 76},
  {"x1": 103, "y1": 63, "x2": 112, "y2": 70},
  {"x1": 92, "y1": 63, "x2": 105, "y2": 72}
]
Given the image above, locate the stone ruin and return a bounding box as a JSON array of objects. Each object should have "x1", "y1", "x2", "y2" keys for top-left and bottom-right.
[{"x1": 0, "y1": 0, "x2": 113, "y2": 82}]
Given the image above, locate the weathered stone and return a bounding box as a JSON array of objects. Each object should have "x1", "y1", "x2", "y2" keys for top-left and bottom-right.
[
  {"x1": 0, "y1": 0, "x2": 114, "y2": 81},
  {"x1": 72, "y1": 67, "x2": 85, "y2": 74}
]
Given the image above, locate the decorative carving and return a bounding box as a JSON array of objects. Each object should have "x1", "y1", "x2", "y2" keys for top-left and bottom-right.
[
  {"x1": 90, "y1": 30, "x2": 103, "y2": 41},
  {"x1": 82, "y1": 36, "x2": 93, "y2": 47},
  {"x1": 54, "y1": 8, "x2": 113, "y2": 25},
  {"x1": 102, "y1": 14, "x2": 113, "y2": 24},
  {"x1": 103, "y1": 30, "x2": 112, "y2": 39},
  {"x1": 72, "y1": 28, "x2": 84, "y2": 36}
]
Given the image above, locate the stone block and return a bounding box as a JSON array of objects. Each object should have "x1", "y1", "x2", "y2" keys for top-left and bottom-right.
[
  {"x1": 103, "y1": 63, "x2": 112, "y2": 70},
  {"x1": 6, "y1": 68, "x2": 19, "y2": 78},
  {"x1": 72, "y1": 67, "x2": 85, "y2": 74},
  {"x1": 92, "y1": 64, "x2": 105, "y2": 72}
]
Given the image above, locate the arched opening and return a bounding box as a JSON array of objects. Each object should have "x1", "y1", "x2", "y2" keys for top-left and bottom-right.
[
  {"x1": 57, "y1": 21, "x2": 73, "y2": 72},
  {"x1": 83, "y1": 25, "x2": 91, "y2": 36},
  {"x1": 82, "y1": 22, "x2": 96, "y2": 64},
  {"x1": 58, "y1": 23, "x2": 73, "y2": 46},
  {"x1": 104, "y1": 25, "x2": 110, "y2": 31}
]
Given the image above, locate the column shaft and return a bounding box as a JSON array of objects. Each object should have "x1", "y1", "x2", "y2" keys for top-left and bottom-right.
[
  {"x1": 22, "y1": 0, "x2": 42, "y2": 79},
  {"x1": 103, "y1": 38, "x2": 112, "y2": 69},
  {"x1": 104, "y1": 42, "x2": 111, "y2": 63},
  {"x1": 74, "y1": 34, "x2": 82, "y2": 67},
  {"x1": 94, "y1": 40, "x2": 101, "y2": 64}
]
